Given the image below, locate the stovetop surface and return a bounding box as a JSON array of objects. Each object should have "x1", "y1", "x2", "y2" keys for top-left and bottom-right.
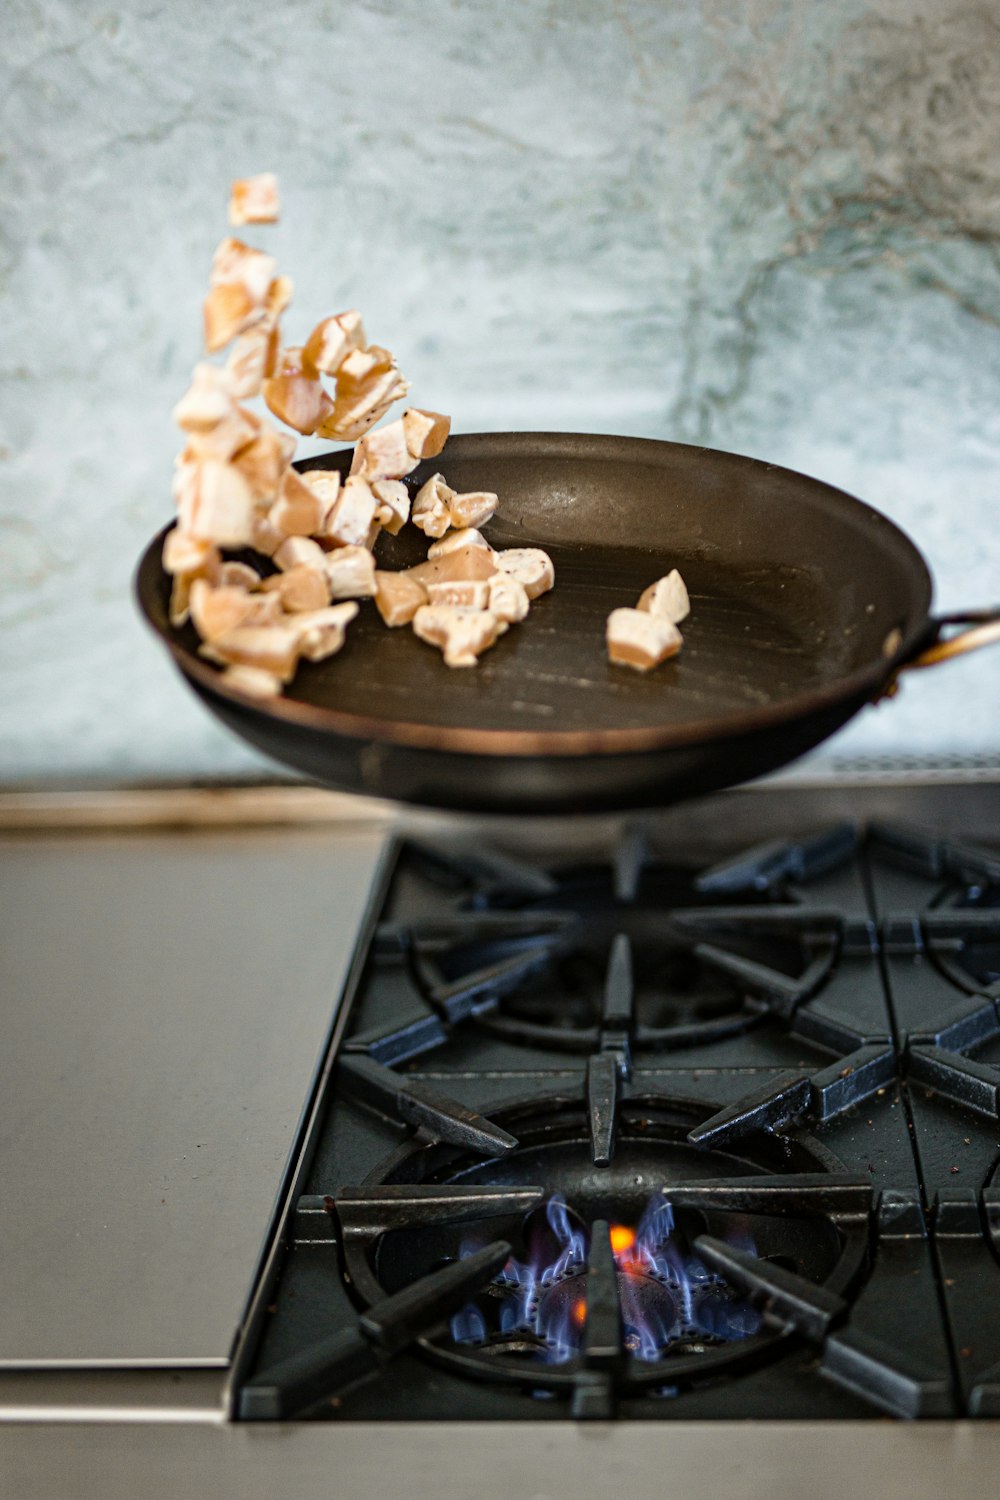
[{"x1": 238, "y1": 815, "x2": 1000, "y2": 1423}]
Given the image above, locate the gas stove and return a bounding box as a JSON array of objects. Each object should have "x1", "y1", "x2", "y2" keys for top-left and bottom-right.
[
  {"x1": 235, "y1": 811, "x2": 1000, "y2": 1424},
  {"x1": 4, "y1": 778, "x2": 1000, "y2": 1500}
]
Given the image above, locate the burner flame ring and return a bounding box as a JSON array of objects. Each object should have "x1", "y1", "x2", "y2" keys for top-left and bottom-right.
[{"x1": 338, "y1": 1092, "x2": 868, "y2": 1395}]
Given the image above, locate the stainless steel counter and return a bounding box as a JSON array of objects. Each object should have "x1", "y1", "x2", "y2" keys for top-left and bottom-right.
[
  {"x1": 0, "y1": 824, "x2": 390, "y2": 1368},
  {"x1": 3, "y1": 1420, "x2": 1000, "y2": 1500}
]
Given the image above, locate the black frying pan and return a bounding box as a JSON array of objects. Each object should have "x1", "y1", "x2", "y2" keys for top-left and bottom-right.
[{"x1": 135, "y1": 433, "x2": 1000, "y2": 814}]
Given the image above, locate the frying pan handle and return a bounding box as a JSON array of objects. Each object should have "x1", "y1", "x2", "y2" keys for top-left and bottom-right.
[
  {"x1": 882, "y1": 607, "x2": 1000, "y2": 699},
  {"x1": 900, "y1": 607, "x2": 1000, "y2": 672}
]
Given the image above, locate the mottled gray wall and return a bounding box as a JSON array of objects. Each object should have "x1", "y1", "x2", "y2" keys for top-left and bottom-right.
[{"x1": 2, "y1": 0, "x2": 999, "y2": 784}]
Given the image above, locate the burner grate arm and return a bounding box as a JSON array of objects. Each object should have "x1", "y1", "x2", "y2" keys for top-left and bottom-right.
[
  {"x1": 693, "y1": 1235, "x2": 847, "y2": 1344},
  {"x1": 905, "y1": 1044, "x2": 1000, "y2": 1121},
  {"x1": 571, "y1": 1220, "x2": 623, "y2": 1421},
  {"x1": 330, "y1": 1184, "x2": 546, "y2": 1239},
  {"x1": 808, "y1": 1044, "x2": 898, "y2": 1122},
  {"x1": 586, "y1": 1053, "x2": 622, "y2": 1166},
  {"x1": 239, "y1": 1241, "x2": 512, "y2": 1420},
  {"x1": 692, "y1": 942, "x2": 825, "y2": 1020},
  {"x1": 425, "y1": 941, "x2": 563, "y2": 1026},
  {"x1": 338, "y1": 1054, "x2": 519, "y2": 1155},
  {"x1": 694, "y1": 824, "x2": 857, "y2": 895},
  {"x1": 687, "y1": 1073, "x2": 812, "y2": 1148}
]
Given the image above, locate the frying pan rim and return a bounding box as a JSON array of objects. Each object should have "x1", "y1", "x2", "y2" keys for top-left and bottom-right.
[{"x1": 135, "y1": 432, "x2": 934, "y2": 760}]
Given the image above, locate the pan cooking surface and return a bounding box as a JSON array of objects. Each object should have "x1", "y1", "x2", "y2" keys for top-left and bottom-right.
[{"x1": 277, "y1": 541, "x2": 840, "y2": 736}]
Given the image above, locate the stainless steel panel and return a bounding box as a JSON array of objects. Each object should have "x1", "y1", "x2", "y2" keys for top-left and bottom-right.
[
  {"x1": 0, "y1": 826, "x2": 389, "y2": 1365},
  {"x1": 0, "y1": 1368, "x2": 224, "y2": 1422},
  {"x1": 2, "y1": 1421, "x2": 1000, "y2": 1500}
]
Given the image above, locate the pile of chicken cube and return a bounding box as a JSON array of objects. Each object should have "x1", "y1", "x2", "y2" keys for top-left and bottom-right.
[{"x1": 164, "y1": 173, "x2": 688, "y2": 700}]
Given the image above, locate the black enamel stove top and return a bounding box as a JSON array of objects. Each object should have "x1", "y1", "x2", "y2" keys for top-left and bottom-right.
[{"x1": 238, "y1": 818, "x2": 1000, "y2": 1422}]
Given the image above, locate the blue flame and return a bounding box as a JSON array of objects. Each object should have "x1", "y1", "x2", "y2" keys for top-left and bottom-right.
[
  {"x1": 540, "y1": 1193, "x2": 587, "y2": 1285},
  {"x1": 453, "y1": 1192, "x2": 585, "y2": 1360},
  {"x1": 694, "y1": 1290, "x2": 762, "y2": 1340},
  {"x1": 450, "y1": 1191, "x2": 764, "y2": 1363},
  {"x1": 450, "y1": 1302, "x2": 487, "y2": 1345}
]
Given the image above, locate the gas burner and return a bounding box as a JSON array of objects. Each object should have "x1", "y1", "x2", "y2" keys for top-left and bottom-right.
[
  {"x1": 408, "y1": 899, "x2": 844, "y2": 1054},
  {"x1": 316, "y1": 1096, "x2": 870, "y2": 1417},
  {"x1": 370, "y1": 827, "x2": 862, "y2": 1057},
  {"x1": 450, "y1": 1192, "x2": 765, "y2": 1367}
]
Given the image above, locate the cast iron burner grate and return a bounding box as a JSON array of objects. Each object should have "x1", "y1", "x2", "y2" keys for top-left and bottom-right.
[
  {"x1": 237, "y1": 818, "x2": 1000, "y2": 1423},
  {"x1": 373, "y1": 826, "x2": 860, "y2": 1057},
  {"x1": 243, "y1": 1097, "x2": 872, "y2": 1420},
  {"x1": 873, "y1": 823, "x2": 1000, "y2": 1125}
]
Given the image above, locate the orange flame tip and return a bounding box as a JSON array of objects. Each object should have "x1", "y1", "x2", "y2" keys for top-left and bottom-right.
[{"x1": 609, "y1": 1224, "x2": 636, "y2": 1256}]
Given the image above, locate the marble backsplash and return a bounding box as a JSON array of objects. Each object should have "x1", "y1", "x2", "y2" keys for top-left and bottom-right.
[{"x1": 1, "y1": 0, "x2": 998, "y2": 785}]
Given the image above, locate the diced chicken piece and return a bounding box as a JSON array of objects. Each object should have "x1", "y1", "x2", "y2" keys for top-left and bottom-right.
[
  {"x1": 175, "y1": 459, "x2": 255, "y2": 548},
  {"x1": 407, "y1": 543, "x2": 497, "y2": 587},
  {"x1": 228, "y1": 172, "x2": 280, "y2": 227},
  {"x1": 250, "y1": 510, "x2": 286, "y2": 558},
  {"x1": 220, "y1": 664, "x2": 283, "y2": 698},
  {"x1": 350, "y1": 418, "x2": 418, "y2": 482},
  {"x1": 317, "y1": 380, "x2": 411, "y2": 442},
  {"x1": 232, "y1": 422, "x2": 296, "y2": 504},
  {"x1": 300, "y1": 468, "x2": 342, "y2": 517},
  {"x1": 161, "y1": 529, "x2": 220, "y2": 579},
  {"x1": 210, "y1": 238, "x2": 278, "y2": 302},
  {"x1": 226, "y1": 324, "x2": 276, "y2": 399},
  {"x1": 287, "y1": 602, "x2": 359, "y2": 662},
  {"x1": 365, "y1": 519, "x2": 382, "y2": 550},
  {"x1": 172, "y1": 363, "x2": 233, "y2": 431},
  {"x1": 274, "y1": 535, "x2": 327, "y2": 573},
  {"x1": 411, "y1": 473, "x2": 455, "y2": 538},
  {"x1": 324, "y1": 545, "x2": 377, "y2": 600},
  {"x1": 242, "y1": 593, "x2": 285, "y2": 626},
  {"x1": 202, "y1": 623, "x2": 303, "y2": 682},
  {"x1": 188, "y1": 407, "x2": 258, "y2": 463},
  {"x1": 487, "y1": 573, "x2": 530, "y2": 625},
  {"x1": 260, "y1": 563, "x2": 331, "y2": 613},
  {"x1": 169, "y1": 575, "x2": 194, "y2": 628},
  {"x1": 325, "y1": 396, "x2": 406, "y2": 444},
  {"x1": 268, "y1": 467, "x2": 327, "y2": 537},
  {"x1": 202, "y1": 240, "x2": 278, "y2": 354},
  {"x1": 171, "y1": 363, "x2": 255, "y2": 461},
  {"x1": 370, "y1": 479, "x2": 410, "y2": 535},
  {"x1": 218, "y1": 561, "x2": 261, "y2": 590},
  {"x1": 322, "y1": 475, "x2": 377, "y2": 549},
  {"x1": 164, "y1": 530, "x2": 221, "y2": 627},
  {"x1": 203, "y1": 281, "x2": 265, "y2": 354},
  {"x1": 337, "y1": 345, "x2": 395, "y2": 388},
  {"x1": 189, "y1": 579, "x2": 281, "y2": 642},
  {"x1": 425, "y1": 579, "x2": 490, "y2": 611},
  {"x1": 403, "y1": 408, "x2": 451, "y2": 460},
  {"x1": 606, "y1": 607, "x2": 683, "y2": 671},
  {"x1": 495, "y1": 547, "x2": 554, "y2": 600},
  {"x1": 264, "y1": 275, "x2": 294, "y2": 322},
  {"x1": 303, "y1": 310, "x2": 366, "y2": 375},
  {"x1": 263, "y1": 346, "x2": 335, "y2": 436},
  {"x1": 223, "y1": 282, "x2": 286, "y2": 398},
  {"x1": 637, "y1": 569, "x2": 690, "y2": 625},
  {"x1": 316, "y1": 347, "x2": 410, "y2": 441},
  {"x1": 412, "y1": 605, "x2": 502, "y2": 668},
  {"x1": 447, "y1": 490, "x2": 498, "y2": 530},
  {"x1": 428, "y1": 528, "x2": 491, "y2": 558},
  {"x1": 373, "y1": 570, "x2": 427, "y2": 627}
]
